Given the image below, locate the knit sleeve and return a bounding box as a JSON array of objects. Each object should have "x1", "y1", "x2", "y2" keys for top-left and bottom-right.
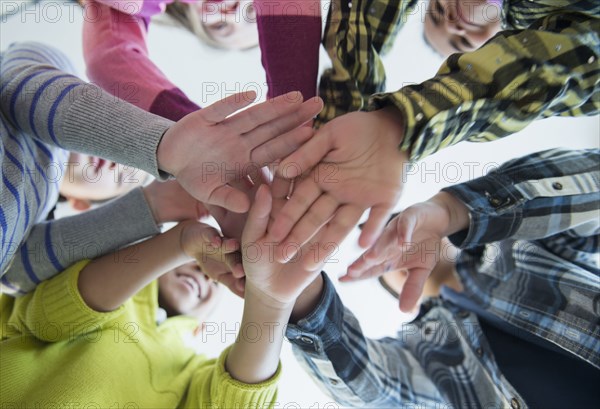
[
  {"x1": 255, "y1": 0, "x2": 321, "y2": 100},
  {"x1": 180, "y1": 345, "x2": 280, "y2": 409},
  {"x1": 0, "y1": 41, "x2": 174, "y2": 178},
  {"x1": 83, "y1": 0, "x2": 201, "y2": 121},
  {"x1": 8, "y1": 260, "x2": 126, "y2": 343},
  {"x1": 2, "y1": 188, "x2": 160, "y2": 295}
]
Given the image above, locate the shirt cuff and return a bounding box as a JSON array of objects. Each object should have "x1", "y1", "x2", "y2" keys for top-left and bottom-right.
[
  {"x1": 442, "y1": 173, "x2": 525, "y2": 248},
  {"x1": 285, "y1": 273, "x2": 345, "y2": 354}
]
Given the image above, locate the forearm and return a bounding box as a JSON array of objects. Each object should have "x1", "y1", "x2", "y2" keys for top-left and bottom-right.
[
  {"x1": 83, "y1": 2, "x2": 200, "y2": 121},
  {"x1": 290, "y1": 274, "x2": 324, "y2": 323},
  {"x1": 369, "y1": 12, "x2": 600, "y2": 161},
  {"x1": 78, "y1": 223, "x2": 190, "y2": 312},
  {"x1": 316, "y1": 0, "x2": 411, "y2": 126},
  {"x1": 442, "y1": 148, "x2": 600, "y2": 247},
  {"x1": 1, "y1": 42, "x2": 174, "y2": 178},
  {"x1": 1, "y1": 188, "x2": 160, "y2": 295},
  {"x1": 226, "y1": 284, "x2": 293, "y2": 384},
  {"x1": 255, "y1": 0, "x2": 321, "y2": 100},
  {"x1": 287, "y1": 273, "x2": 437, "y2": 407}
]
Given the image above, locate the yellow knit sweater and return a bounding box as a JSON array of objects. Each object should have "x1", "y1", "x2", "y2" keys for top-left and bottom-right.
[{"x1": 0, "y1": 260, "x2": 279, "y2": 408}]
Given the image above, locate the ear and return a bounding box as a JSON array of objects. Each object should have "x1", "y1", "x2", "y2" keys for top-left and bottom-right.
[{"x1": 68, "y1": 197, "x2": 92, "y2": 211}]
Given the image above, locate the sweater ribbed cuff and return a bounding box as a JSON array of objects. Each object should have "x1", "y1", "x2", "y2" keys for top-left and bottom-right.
[
  {"x1": 212, "y1": 346, "x2": 280, "y2": 408},
  {"x1": 60, "y1": 87, "x2": 174, "y2": 180}
]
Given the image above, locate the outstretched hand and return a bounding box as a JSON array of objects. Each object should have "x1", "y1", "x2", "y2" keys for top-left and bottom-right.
[
  {"x1": 345, "y1": 192, "x2": 469, "y2": 312},
  {"x1": 242, "y1": 185, "x2": 323, "y2": 307},
  {"x1": 270, "y1": 108, "x2": 408, "y2": 268},
  {"x1": 157, "y1": 91, "x2": 323, "y2": 214}
]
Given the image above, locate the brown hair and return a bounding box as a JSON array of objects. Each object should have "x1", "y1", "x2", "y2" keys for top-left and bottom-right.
[{"x1": 164, "y1": 1, "x2": 227, "y2": 49}]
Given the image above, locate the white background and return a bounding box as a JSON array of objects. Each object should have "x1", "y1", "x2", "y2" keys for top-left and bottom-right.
[{"x1": 2, "y1": 1, "x2": 598, "y2": 407}]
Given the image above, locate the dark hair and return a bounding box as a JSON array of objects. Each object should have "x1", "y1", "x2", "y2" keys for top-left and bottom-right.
[{"x1": 165, "y1": 1, "x2": 196, "y2": 34}]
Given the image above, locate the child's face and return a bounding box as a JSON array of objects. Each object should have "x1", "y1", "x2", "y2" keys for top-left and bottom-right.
[
  {"x1": 196, "y1": 0, "x2": 259, "y2": 50},
  {"x1": 59, "y1": 152, "x2": 150, "y2": 210},
  {"x1": 423, "y1": 0, "x2": 502, "y2": 57},
  {"x1": 158, "y1": 262, "x2": 221, "y2": 320}
]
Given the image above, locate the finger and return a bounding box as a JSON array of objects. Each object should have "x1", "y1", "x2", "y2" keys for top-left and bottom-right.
[
  {"x1": 395, "y1": 209, "x2": 417, "y2": 246},
  {"x1": 358, "y1": 205, "x2": 394, "y2": 249},
  {"x1": 340, "y1": 263, "x2": 387, "y2": 282},
  {"x1": 200, "y1": 90, "x2": 257, "y2": 123},
  {"x1": 225, "y1": 91, "x2": 304, "y2": 133},
  {"x1": 303, "y1": 205, "x2": 363, "y2": 270},
  {"x1": 221, "y1": 249, "x2": 242, "y2": 274},
  {"x1": 269, "y1": 175, "x2": 291, "y2": 229},
  {"x1": 206, "y1": 183, "x2": 250, "y2": 214},
  {"x1": 277, "y1": 126, "x2": 333, "y2": 179},
  {"x1": 278, "y1": 193, "x2": 338, "y2": 261},
  {"x1": 270, "y1": 176, "x2": 322, "y2": 242},
  {"x1": 217, "y1": 273, "x2": 245, "y2": 298},
  {"x1": 242, "y1": 184, "x2": 272, "y2": 244},
  {"x1": 251, "y1": 126, "x2": 314, "y2": 166},
  {"x1": 245, "y1": 96, "x2": 322, "y2": 147},
  {"x1": 399, "y1": 268, "x2": 430, "y2": 313}
]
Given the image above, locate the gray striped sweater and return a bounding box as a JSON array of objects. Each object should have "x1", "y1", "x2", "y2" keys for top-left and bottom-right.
[{"x1": 1, "y1": 42, "x2": 174, "y2": 294}]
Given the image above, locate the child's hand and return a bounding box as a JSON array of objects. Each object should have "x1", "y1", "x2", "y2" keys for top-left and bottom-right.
[
  {"x1": 270, "y1": 108, "x2": 408, "y2": 268},
  {"x1": 180, "y1": 221, "x2": 245, "y2": 297},
  {"x1": 241, "y1": 185, "x2": 322, "y2": 308},
  {"x1": 143, "y1": 180, "x2": 210, "y2": 224},
  {"x1": 156, "y1": 91, "x2": 323, "y2": 214},
  {"x1": 345, "y1": 192, "x2": 469, "y2": 312}
]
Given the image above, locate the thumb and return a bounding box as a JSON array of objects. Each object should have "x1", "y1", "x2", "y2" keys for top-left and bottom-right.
[{"x1": 242, "y1": 184, "x2": 272, "y2": 244}]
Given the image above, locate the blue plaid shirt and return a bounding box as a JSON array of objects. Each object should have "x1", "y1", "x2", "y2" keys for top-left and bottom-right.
[{"x1": 286, "y1": 148, "x2": 599, "y2": 408}]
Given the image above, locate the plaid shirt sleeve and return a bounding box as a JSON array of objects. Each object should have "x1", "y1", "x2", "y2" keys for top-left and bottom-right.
[
  {"x1": 442, "y1": 148, "x2": 600, "y2": 248},
  {"x1": 318, "y1": 0, "x2": 600, "y2": 161},
  {"x1": 315, "y1": 0, "x2": 415, "y2": 127},
  {"x1": 370, "y1": 3, "x2": 600, "y2": 161},
  {"x1": 286, "y1": 273, "x2": 445, "y2": 407}
]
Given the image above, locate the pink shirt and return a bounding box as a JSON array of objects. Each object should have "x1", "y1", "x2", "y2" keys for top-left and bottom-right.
[{"x1": 83, "y1": 0, "x2": 321, "y2": 121}]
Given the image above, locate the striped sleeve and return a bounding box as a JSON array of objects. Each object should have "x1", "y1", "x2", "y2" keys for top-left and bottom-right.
[
  {"x1": 443, "y1": 148, "x2": 600, "y2": 248},
  {"x1": 369, "y1": 9, "x2": 600, "y2": 161},
  {"x1": 1, "y1": 188, "x2": 160, "y2": 295},
  {"x1": 0, "y1": 42, "x2": 174, "y2": 178}
]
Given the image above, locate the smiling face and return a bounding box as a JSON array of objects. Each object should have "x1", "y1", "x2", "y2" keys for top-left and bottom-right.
[
  {"x1": 59, "y1": 152, "x2": 149, "y2": 210},
  {"x1": 423, "y1": 0, "x2": 502, "y2": 56},
  {"x1": 194, "y1": 0, "x2": 259, "y2": 50},
  {"x1": 158, "y1": 262, "x2": 221, "y2": 320}
]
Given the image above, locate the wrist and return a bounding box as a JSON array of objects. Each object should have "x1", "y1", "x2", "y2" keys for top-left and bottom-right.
[
  {"x1": 156, "y1": 126, "x2": 179, "y2": 177},
  {"x1": 430, "y1": 192, "x2": 470, "y2": 237},
  {"x1": 142, "y1": 184, "x2": 162, "y2": 225},
  {"x1": 372, "y1": 106, "x2": 405, "y2": 146},
  {"x1": 290, "y1": 274, "x2": 324, "y2": 323},
  {"x1": 244, "y1": 282, "x2": 296, "y2": 312}
]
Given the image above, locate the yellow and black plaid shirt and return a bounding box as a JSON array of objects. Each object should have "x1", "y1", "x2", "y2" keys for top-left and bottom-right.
[{"x1": 317, "y1": 0, "x2": 600, "y2": 161}]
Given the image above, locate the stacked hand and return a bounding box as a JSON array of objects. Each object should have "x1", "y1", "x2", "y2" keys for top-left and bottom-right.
[
  {"x1": 346, "y1": 192, "x2": 469, "y2": 312},
  {"x1": 157, "y1": 91, "x2": 323, "y2": 214},
  {"x1": 143, "y1": 180, "x2": 210, "y2": 224},
  {"x1": 270, "y1": 108, "x2": 408, "y2": 268},
  {"x1": 179, "y1": 221, "x2": 245, "y2": 297},
  {"x1": 242, "y1": 185, "x2": 323, "y2": 308}
]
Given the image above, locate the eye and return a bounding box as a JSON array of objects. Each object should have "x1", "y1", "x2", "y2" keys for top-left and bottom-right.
[
  {"x1": 460, "y1": 35, "x2": 473, "y2": 49},
  {"x1": 209, "y1": 21, "x2": 228, "y2": 31}
]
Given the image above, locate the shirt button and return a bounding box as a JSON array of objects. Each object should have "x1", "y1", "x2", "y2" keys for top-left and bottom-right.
[
  {"x1": 329, "y1": 378, "x2": 339, "y2": 385},
  {"x1": 299, "y1": 336, "x2": 314, "y2": 345},
  {"x1": 476, "y1": 347, "x2": 484, "y2": 357},
  {"x1": 488, "y1": 196, "x2": 503, "y2": 207},
  {"x1": 552, "y1": 182, "x2": 563, "y2": 190},
  {"x1": 511, "y1": 397, "x2": 521, "y2": 409}
]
